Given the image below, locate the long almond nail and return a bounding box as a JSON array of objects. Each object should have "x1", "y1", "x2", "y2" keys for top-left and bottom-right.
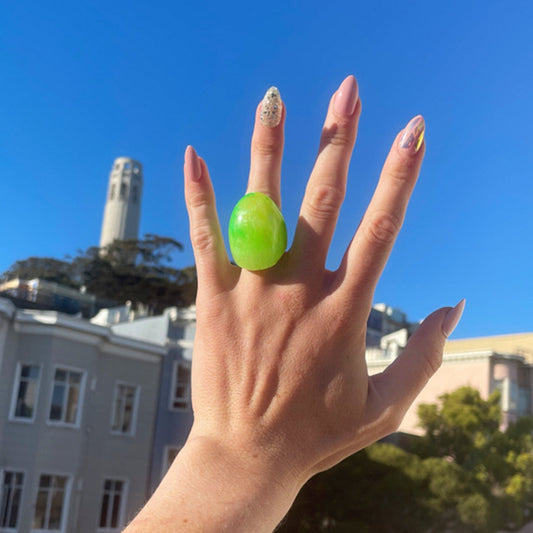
[
  {"x1": 185, "y1": 145, "x2": 201, "y2": 182},
  {"x1": 399, "y1": 115, "x2": 425, "y2": 153},
  {"x1": 260, "y1": 87, "x2": 282, "y2": 128},
  {"x1": 333, "y1": 75, "x2": 358, "y2": 117},
  {"x1": 442, "y1": 299, "x2": 466, "y2": 338}
]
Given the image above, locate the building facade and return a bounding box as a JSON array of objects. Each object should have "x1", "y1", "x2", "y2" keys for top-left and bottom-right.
[
  {"x1": 367, "y1": 333, "x2": 533, "y2": 435},
  {"x1": 0, "y1": 298, "x2": 164, "y2": 532},
  {"x1": 366, "y1": 303, "x2": 413, "y2": 348},
  {"x1": 110, "y1": 306, "x2": 195, "y2": 494}
]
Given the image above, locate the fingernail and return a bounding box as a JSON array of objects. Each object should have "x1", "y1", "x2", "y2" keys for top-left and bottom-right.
[
  {"x1": 333, "y1": 75, "x2": 358, "y2": 117},
  {"x1": 399, "y1": 115, "x2": 425, "y2": 153},
  {"x1": 185, "y1": 145, "x2": 201, "y2": 182},
  {"x1": 260, "y1": 87, "x2": 282, "y2": 128},
  {"x1": 442, "y1": 299, "x2": 466, "y2": 338}
]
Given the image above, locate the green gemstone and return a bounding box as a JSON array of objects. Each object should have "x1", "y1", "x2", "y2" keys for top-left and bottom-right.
[{"x1": 229, "y1": 192, "x2": 287, "y2": 271}]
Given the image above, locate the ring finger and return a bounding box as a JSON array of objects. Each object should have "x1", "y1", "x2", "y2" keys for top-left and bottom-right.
[{"x1": 292, "y1": 75, "x2": 361, "y2": 269}]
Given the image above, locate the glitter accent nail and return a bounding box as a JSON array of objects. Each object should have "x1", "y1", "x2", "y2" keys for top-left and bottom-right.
[
  {"x1": 399, "y1": 115, "x2": 425, "y2": 153},
  {"x1": 260, "y1": 87, "x2": 282, "y2": 128}
]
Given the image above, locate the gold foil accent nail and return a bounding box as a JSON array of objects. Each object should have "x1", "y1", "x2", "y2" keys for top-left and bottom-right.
[{"x1": 399, "y1": 116, "x2": 425, "y2": 153}]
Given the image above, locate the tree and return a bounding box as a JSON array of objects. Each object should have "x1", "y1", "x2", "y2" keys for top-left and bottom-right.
[
  {"x1": 1, "y1": 235, "x2": 197, "y2": 315},
  {"x1": 417, "y1": 387, "x2": 533, "y2": 531},
  {"x1": 278, "y1": 444, "x2": 434, "y2": 533},
  {"x1": 72, "y1": 235, "x2": 196, "y2": 313},
  {"x1": 1, "y1": 256, "x2": 78, "y2": 288},
  {"x1": 278, "y1": 387, "x2": 533, "y2": 532},
  {"x1": 417, "y1": 387, "x2": 502, "y2": 466}
]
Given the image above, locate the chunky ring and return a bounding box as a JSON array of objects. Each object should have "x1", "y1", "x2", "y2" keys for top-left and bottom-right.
[{"x1": 228, "y1": 192, "x2": 287, "y2": 271}]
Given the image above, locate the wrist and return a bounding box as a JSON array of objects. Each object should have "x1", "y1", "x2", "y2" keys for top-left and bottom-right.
[{"x1": 125, "y1": 431, "x2": 303, "y2": 533}]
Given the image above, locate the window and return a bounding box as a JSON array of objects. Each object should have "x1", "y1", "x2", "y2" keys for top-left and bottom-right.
[
  {"x1": 170, "y1": 361, "x2": 191, "y2": 410},
  {"x1": 109, "y1": 184, "x2": 115, "y2": 201},
  {"x1": 32, "y1": 474, "x2": 69, "y2": 531},
  {"x1": 119, "y1": 183, "x2": 127, "y2": 200},
  {"x1": 111, "y1": 383, "x2": 139, "y2": 435},
  {"x1": 11, "y1": 364, "x2": 41, "y2": 421},
  {"x1": 162, "y1": 447, "x2": 180, "y2": 477},
  {"x1": 1, "y1": 470, "x2": 24, "y2": 529},
  {"x1": 518, "y1": 388, "x2": 531, "y2": 416},
  {"x1": 131, "y1": 186, "x2": 138, "y2": 204},
  {"x1": 48, "y1": 368, "x2": 84, "y2": 426},
  {"x1": 98, "y1": 479, "x2": 126, "y2": 530}
]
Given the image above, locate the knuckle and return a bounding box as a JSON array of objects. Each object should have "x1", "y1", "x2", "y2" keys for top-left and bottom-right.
[
  {"x1": 422, "y1": 346, "x2": 443, "y2": 379},
  {"x1": 385, "y1": 165, "x2": 413, "y2": 185},
  {"x1": 382, "y1": 406, "x2": 404, "y2": 435},
  {"x1": 305, "y1": 183, "x2": 344, "y2": 221},
  {"x1": 320, "y1": 125, "x2": 354, "y2": 150},
  {"x1": 186, "y1": 189, "x2": 210, "y2": 210},
  {"x1": 190, "y1": 223, "x2": 216, "y2": 254},
  {"x1": 364, "y1": 210, "x2": 401, "y2": 246},
  {"x1": 252, "y1": 136, "x2": 281, "y2": 157}
]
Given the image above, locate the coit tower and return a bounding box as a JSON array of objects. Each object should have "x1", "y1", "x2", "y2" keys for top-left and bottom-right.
[{"x1": 99, "y1": 157, "x2": 143, "y2": 249}]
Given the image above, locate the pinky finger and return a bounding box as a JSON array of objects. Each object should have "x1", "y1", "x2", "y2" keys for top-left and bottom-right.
[{"x1": 184, "y1": 146, "x2": 234, "y2": 292}]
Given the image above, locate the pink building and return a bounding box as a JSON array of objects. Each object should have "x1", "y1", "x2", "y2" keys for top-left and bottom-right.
[{"x1": 367, "y1": 332, "x2": 533, "y2": 435}]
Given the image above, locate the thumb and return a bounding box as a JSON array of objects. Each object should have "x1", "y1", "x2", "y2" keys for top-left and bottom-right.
[{"x1": 367, "y1": 300, "x2": 465, "y2": 429}]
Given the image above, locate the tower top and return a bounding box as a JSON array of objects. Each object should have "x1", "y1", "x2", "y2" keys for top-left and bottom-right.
[
  {"x1": 111, "y1": 157, "x2": 143, "y2": 176},
  {"x1": 99, "y1": 157, "x2": 144, "y2": 249}
]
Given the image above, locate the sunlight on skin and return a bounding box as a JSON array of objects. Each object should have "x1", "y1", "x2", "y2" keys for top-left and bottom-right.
[{"x1": 124, "y1": 76, "x2": 464, "y2": 533}]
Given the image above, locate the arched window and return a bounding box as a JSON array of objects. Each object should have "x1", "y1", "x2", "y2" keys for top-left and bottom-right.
[
  {"x1": 120, "y1": 183, "x2": 128, "y2": 200},
  {"x1": 109, "y1": 184, "x2": 116, "y2": 200}
]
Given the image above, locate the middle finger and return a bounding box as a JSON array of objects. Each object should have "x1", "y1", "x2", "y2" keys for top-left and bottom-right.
[{"x1": 246, "y1": 87, "x2": 285, "y2": 207}]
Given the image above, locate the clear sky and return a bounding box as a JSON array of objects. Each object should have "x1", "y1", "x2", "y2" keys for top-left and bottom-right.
[{"x1": 1, "y1": 1, "x2": 532, "y2": 339}]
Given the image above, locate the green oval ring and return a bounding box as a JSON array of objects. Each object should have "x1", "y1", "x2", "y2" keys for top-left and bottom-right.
[{"x1": 228, "y1": 192, "x2": 287, "y2": 271}]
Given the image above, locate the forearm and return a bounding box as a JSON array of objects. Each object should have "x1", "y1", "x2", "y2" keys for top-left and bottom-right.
[{"x1": 123, "y1": 435, "x2": 301, "y2": 533}]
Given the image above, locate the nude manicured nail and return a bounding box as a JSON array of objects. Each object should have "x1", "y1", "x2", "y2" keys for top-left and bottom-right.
[
  {"x1": 260, "y1": 87, "x2": 282, "y2": 128},
  {"x1": 333, "y1": 75, "x2": 358, "y2": 117},
  {"x1": 399, "y1": 115, "x2": 425, "y2": 153},
  {"x1": 185, "y1": 145, "x2": 201, "y2": 182},
  {"x1": 442, "y1": 299, "x2": 466, "y2": 338}
]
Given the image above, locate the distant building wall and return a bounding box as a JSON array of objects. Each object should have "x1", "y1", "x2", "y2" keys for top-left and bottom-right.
[
  {"x1": 0, "y1": 299, "x2": 163, "y2": 532},
  {"x1": 366, "y1": 304, "x2": 413, "y2": 347},
  {"x1": 111, "y1": 306, "x2": 196, "y2": 495},
  {"x1": 445, "y1": 332, "x2": 533, "y2": 363},
  {"x1": 368, "y1": 350, "x2": 532, "y2": 435}
]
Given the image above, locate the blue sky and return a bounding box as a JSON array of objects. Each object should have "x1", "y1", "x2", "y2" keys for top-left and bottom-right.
[{"x1": 1, "y1": 1, "x2": 532, "y2": 339}]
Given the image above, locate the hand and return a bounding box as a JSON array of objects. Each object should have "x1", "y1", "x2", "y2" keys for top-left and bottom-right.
[{"x1": 125, "y1": 75, "x2": 464, "y2": 533}]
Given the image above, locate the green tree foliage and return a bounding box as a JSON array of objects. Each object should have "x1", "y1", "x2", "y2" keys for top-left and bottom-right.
[
  {"x1": 278, "y1": 387, "x2": 533, "y2": 532},
  {"x1": 1, "y1": 256, "x2": 78, "y2": 288},
  {"x1": 278, "y1": 444, "x2": 433, "y2": 533},
  {"x1": 417, "y1": 387, "x2": 502, "y2": 466},
  {"x1": 1, "y1": 235, "x2": 197, "y2": 314}
]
